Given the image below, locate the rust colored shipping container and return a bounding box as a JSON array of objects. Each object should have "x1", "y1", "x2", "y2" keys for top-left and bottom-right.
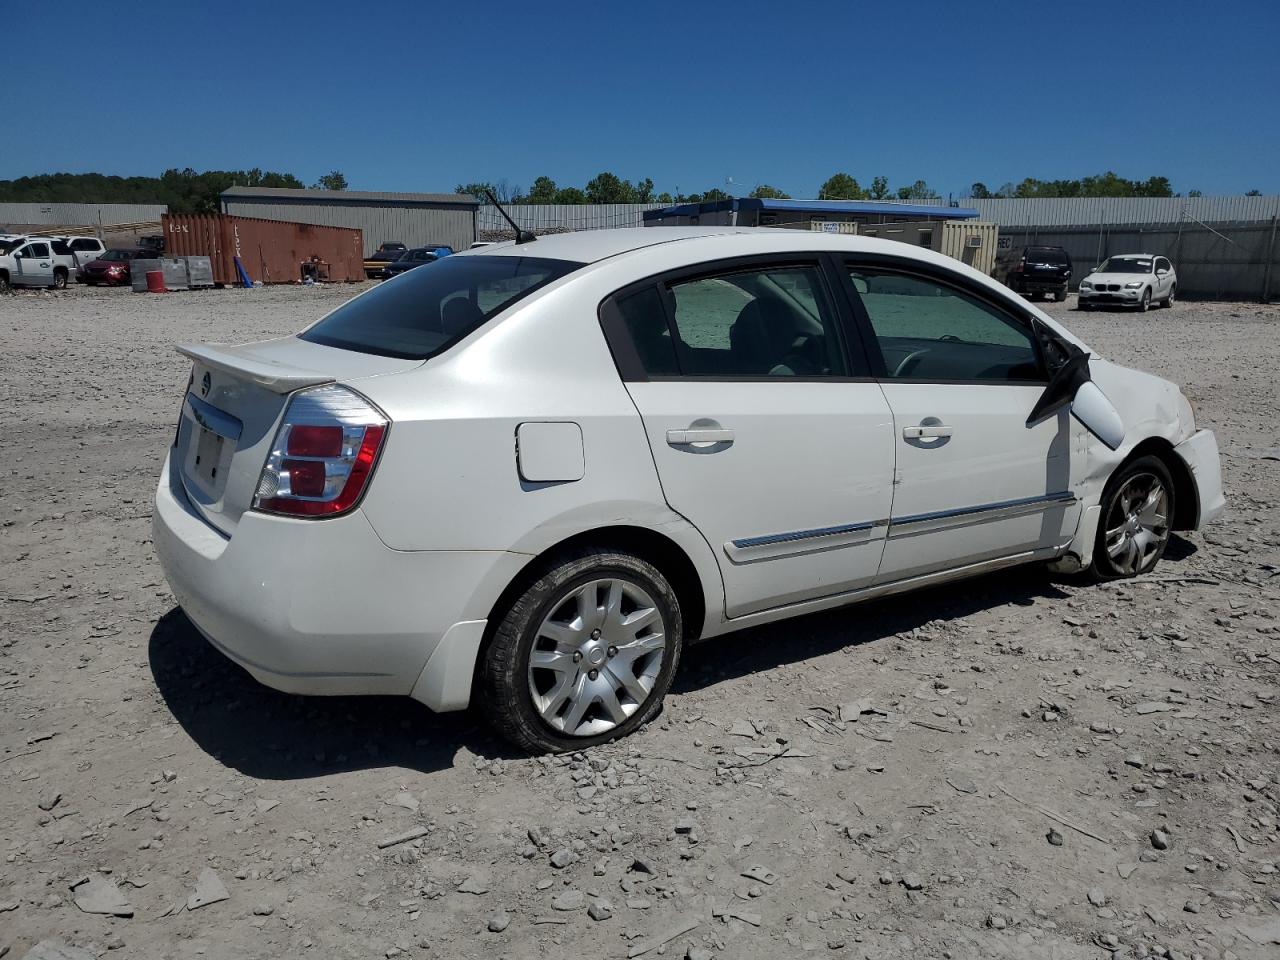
[{"x1": 161, "y1": 213, "x2": 364, "y2": 285}]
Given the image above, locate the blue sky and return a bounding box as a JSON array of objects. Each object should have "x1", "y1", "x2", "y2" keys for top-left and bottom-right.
[{"x1": 7, "y1": 0, "x2": 1277, "y2": 197}]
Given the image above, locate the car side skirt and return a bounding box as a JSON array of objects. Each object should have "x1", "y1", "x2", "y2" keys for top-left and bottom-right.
[{"x1": 699, "y1": 544, "x2": 1066, "y2": 639}]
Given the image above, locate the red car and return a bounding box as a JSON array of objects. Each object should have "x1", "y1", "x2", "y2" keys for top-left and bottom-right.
[{"x1": 82, "y1": 248, "x2": 150, "y2": 286}]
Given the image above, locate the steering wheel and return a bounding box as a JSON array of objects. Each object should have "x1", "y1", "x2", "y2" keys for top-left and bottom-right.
[{"x1": 893, "y1": 349, "x2": 930, "y2": 378}]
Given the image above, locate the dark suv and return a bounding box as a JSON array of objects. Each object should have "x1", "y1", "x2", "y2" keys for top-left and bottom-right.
[{"x1": 994, "y1": 245, "x2": 1072, "y2": 302}]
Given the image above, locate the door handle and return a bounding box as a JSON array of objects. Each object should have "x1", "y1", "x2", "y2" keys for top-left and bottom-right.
[
  {"x1": 903, "y1": 424, "x2": 952, "y2": 439},
  {"x1": 667, "y1": 427, "x2": 734, "y2": 446}
]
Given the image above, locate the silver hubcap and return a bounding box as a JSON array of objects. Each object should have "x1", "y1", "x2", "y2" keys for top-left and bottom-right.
[
  {"x1": 1103, "y1": 473, "x2": 1169, "y2": 575},
  {"x1": 527, "y1": 578, "x2": 667, "y2": 737}
]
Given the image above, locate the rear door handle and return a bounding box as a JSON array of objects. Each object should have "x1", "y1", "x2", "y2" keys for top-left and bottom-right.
[
  {"x1": 667, "y1": 428, "x2": 734, "y2": 446},
  {"x1": 903, "y1": 424, "x2": 952, "y2": 439}
]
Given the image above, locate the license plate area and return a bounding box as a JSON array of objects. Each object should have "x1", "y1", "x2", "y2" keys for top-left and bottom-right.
[{"x1": 194, "y1": 426, "x2": 225, "y2": 487}]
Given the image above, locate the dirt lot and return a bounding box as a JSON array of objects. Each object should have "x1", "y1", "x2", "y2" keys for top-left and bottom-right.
[{"x1": 1, "y1": 283, "x2": 1278, "y2": 960}]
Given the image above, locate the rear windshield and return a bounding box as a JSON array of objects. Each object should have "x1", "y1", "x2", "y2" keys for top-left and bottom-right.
[
  {"x1": 300, "y1": 254, "x2": 584, "y2": 360},
  {"x1": 1026, "y1": 248, "x2": 1068, "y2": 264},
  {"x1": 100, "y1": 249, "x2": 137, "y2": 261}
]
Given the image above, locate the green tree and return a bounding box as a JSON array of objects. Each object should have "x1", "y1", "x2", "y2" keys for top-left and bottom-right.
[
  {"x1": 699, "y1": 188, "x2": 731, "y2": 202},
  {"x1": 818, "y1": 173, "x2": 864, "y2": 200},
  {"x1": 523, "y1": 176, "x2": 559, "y2": 203},
  {"x1": 895, "y1": 179, "x2": 939, "y2": 200},
  {"x1": 1187, "y1": 189, "x2": 1203, "y2": 197},
  {"x1": 585, "y1": 171, "x2": 643, "y2": 204},
  {"x1": 554, "y1": 186, "x2": 587, "y2": 204},
  {"x1": 656, "y1": 192, "x2": 674, "y2": 204},
  {"x1": 867, "y1": 176, "x2": 890, "y2": 200},
  {"x1": 969, "y1": 182, "x2": 992, "y2": 199},
  {"x1": 313, "y1": 170, "x2": 348, "y2": 191},
  {"x1": 455, "y1": 181, "x2": 499, "y2": 201},
  {"x1": 749, "y1": 184, "x2": 791, "y2": 199},
  {"x1": 1246, "y1": 189, "x2": 1263, "y2": 196}
]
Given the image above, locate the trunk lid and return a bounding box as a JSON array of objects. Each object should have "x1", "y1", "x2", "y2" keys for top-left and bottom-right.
[{"x1": 173, "y1": 337, "x2": 419, "y2": 536}]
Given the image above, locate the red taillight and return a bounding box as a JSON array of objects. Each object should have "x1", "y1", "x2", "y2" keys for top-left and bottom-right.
[
  {"x1": 287, "y1": 424, "x2": 343, "y2": 457},
  {"x1": 253, "y1": 386, "x2": 388, "y2": 519}
]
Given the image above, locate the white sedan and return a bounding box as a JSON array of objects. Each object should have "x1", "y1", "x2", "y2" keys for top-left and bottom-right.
[
  {"x1": 153, "y1": 228, "x2": 1224, "y2": 753},
  {"x1": 1079, "y1": 254, "x2": 1178, "y2": 311}
]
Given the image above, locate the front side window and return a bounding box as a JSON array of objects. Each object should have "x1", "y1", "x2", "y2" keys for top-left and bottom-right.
[
  {"x1": 23, "y1": 242, "x2": 50, "y2": 258},
  {"x1": 301, "y1": 254, "x2": 582, "y2": 359},
  {"x1": 848, "y1": 267, "x2": 1042, "y2": 382},
  {"x1": 666, "y1": 264, "x2": 847, "y2": 377}
]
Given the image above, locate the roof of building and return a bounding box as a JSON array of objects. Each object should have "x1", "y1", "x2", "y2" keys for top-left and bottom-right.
[
  {"x1": 220, "y1": 187, "x2": 478, "y2": 206},
  {"x1": 642, "y1": 198, "x2": 978, "y2": 221}
]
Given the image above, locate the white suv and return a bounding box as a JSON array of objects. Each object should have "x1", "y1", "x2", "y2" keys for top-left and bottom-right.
[
  {"x1": 153, "y1": 228, "x2": 1224, "y2": 753},
  {"x1": 1079, "y1": 254, "x2": 1177, "y2": 311}
]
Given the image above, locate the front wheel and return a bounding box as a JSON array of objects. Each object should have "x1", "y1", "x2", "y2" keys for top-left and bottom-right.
[
  {"x1": 1093, "y1": 455, "x2": 1174, "y2": 579},
  {"x1": 478, "y1": 548, "x2": 683, "y2": 753},
  {"x1": 1053, "y1": 285, "x2": 1068, "y2": 302},
  {"x1": 1137, "y1": 288, "x2": 1151, "y2": 312},
  {"x1": 0, "y1": 273, "x2": 9, "y2": 293}
]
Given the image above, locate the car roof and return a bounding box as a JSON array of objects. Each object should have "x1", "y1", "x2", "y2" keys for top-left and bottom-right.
[{"x1": 1107, "y1": 253, "x2": 1158, "y2": 259}]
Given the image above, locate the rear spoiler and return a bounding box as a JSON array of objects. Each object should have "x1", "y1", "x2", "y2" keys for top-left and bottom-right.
[{"x1": 177, "y1": 343, "x2": 335, "y2": 394}]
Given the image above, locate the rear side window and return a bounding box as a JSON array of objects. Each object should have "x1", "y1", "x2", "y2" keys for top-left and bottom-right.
[
  {"x1": 51, "y1": 240, "x2": 71, "y2": 255},
  {"x1": 301, "y1": 255, "x2": 583, "y2": 359},
  {"x1": 602, "y1": 263, "x2": 849, "y2": 379}
]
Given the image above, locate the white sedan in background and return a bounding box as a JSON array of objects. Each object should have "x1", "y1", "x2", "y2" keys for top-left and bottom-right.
[
  {"x1": 1079, "y1": 254, "x2": 1178, "y2": 311},
  {"x1": 153, "y1": 228, "x2": 1224, "y2": 753}
]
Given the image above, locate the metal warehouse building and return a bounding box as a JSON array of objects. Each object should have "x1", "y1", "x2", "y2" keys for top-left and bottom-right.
[
  {"x1": 642, "y1": 198, "x2": 979, "y2": 228},
  {"x1": 219, "y1": 187, "x2": 478, "y2": 256}
]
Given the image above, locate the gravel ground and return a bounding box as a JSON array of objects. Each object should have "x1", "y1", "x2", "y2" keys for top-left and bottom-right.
[{"x1": 1, "y1": 283, "x2": 1278, "y2": 960}]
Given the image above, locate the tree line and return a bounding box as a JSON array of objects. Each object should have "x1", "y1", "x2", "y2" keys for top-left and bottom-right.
[
  {"x1": 456, "y1": 172, "x2": 945, "y2": 205},
  {"x1": 0, "y1": 168, "x2": 349, "y2": 215},
  {"x1": 1, "y1": 168, "x2": 1261, "y2": 214}
]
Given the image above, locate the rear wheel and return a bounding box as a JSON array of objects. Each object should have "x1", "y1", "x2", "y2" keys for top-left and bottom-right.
[
  {"x1": 1093, "y1": 456, "x2": 1173, "y2": 579},
  {"x1": 52, "y1": 269, "x2": 68, "y2": 290},
  {"x1": 1163, "y1": 285, "x2": 1176, "y2": 308},
  {"x1": 479, "y1": 548, "x2": 682, "y2": 753}
]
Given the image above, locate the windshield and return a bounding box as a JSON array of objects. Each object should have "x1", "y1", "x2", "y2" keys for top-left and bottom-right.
[
  {"x1": 1099, "y1": 257, "x2": 1152, "y2": 274},
  {"x1": 300, "y1": 254, "x2": 584, "y2": 359},
  {"x1": 0, "y1": 238, "x2": 23, "y2": 255}
]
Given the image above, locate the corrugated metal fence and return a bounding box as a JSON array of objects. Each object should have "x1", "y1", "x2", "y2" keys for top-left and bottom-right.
[
  {"x1": 965, "y1": 196, "x2": 1280, "y2": 227},
  {"x1": 998, "y1": 219, "x2": 1280, "y2": 300}
]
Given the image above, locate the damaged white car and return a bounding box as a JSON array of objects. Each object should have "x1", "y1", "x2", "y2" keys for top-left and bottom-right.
[{"x1": 153, "y1": 228, "x2": 1225, "y2": 753}]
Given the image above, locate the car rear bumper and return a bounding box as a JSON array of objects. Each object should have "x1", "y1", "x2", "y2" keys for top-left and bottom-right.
[
  {"x1": 152, "y1": 454, "x2": 526, "y2": 710},
  {"x1": 1174, "y1": 429, "x2": 1226, "y2": 528},
  {"x1": 1012, "y1": 277, "x2": 1069, "y2": 292}
]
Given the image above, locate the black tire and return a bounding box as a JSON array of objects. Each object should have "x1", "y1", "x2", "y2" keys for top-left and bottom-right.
[
  {"x1": 1136, "y1": 288, "x2": 1151, "y2": 312},
  {"x1": 1163, "y1": 285, "x2": 1176, "y2": 308},
  {"x1": 1091, "y1": 455, "x2": 1174, "y2": 580},
  {"x1": 1078, "y1": 300, "x2": 1092, "y2": 311},
  {"x1": 0, "y1": 273, "x2": 9, "y2": 293},
  {"x1": 52, "y1": 269, "x2": 68, "y2": 290},
  {"x1": 478, "y1": 547, "x2": 683, "y2": 753},
  {"x1": 1053, "y1": 285, "x2": 1068, "y2": 302}
]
